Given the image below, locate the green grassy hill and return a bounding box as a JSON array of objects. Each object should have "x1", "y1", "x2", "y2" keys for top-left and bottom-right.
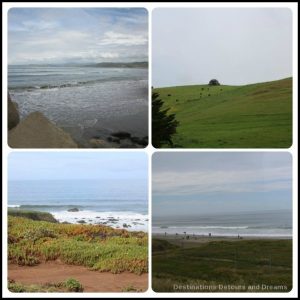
[
  {"x1": 153, "y1": 77, "x2": 292, "y2": 148},
  {"x1": 152, "y1": 238, "x2": 292, "y2": 292}
]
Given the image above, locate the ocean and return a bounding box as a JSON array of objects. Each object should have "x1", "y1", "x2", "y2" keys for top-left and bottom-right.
[
  {"x1": 8, "y1": 179, "x2": 148, "y2": 232},
  {"x1": 8, "y1": 65, "x2": 148, "y2": 145},
  {"x1": 152, "y1": 210, "x2": 292, "y2": 237}
]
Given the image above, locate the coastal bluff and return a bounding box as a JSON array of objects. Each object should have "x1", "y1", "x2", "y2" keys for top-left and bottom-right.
[{"x1": 8, "y1": 94, "x2": 78, "y2": 148}]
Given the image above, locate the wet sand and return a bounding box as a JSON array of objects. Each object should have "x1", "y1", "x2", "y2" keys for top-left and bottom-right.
[{"x1": 8, "y1": 261, "x2": 148, "y2": 292}]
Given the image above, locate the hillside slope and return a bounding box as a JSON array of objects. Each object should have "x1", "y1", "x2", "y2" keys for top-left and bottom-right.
[{"x1": 154, "y1": 78, "x2": 292, "y2": 148}]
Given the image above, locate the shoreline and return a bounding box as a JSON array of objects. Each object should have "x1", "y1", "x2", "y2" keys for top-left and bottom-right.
[
  {"x1": 153, "y1": 233, "x2": 292, "y2": 241},
  {"x1": 8, "y1": 208, "x2": 148, "y2": 232}
]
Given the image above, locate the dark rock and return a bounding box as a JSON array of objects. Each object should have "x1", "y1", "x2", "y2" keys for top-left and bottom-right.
[
  {"x1": 68, "y1": 208, "x2": 79, "y2": 212},
  {"x1": 77, "y1": 220, "x2": 86, "y2": 224},
  {"x1": 130, "y1": 136, "x2": 148, "y2": 147},
  {"x1": 111, "y1": 131, "x2": 131, "y2": 139},
  {"x1": 119, "y1": 143, "x2": 138, "y2": 148},
  {"x1": 130, "y1": 136, "x2": 141, "y2": 144},
  {"x1": 8, "y1": 93, "x2": 20, "y2": 130},
  {"x1": 108, "y1": 218, "x2": 118, "y2": 222},
  {"x1": 107, "y1": 136, "x2": 120, "y2": 143}
]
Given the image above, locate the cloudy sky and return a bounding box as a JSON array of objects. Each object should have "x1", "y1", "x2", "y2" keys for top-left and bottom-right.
[
  {"x1": 8, "y1": 8, "x2": 148, "y2": 64},
  {"x1": 153, "y1": 152, "x2": 292, "y2": 217},
  {"x1": 153, "y1": 8, "x2": 292, "y2": 87},
  {"x1": 8, "y1": 152, "x2": 148, "y2": 181}
]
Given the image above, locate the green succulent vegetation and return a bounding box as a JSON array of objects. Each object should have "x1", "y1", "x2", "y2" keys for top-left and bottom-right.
[
  {"x1": 122, "y1": 284, "x2": 142, "y2": 292},
  {"x1": 8, "y1": 278, "x2": 83, "y2": 293},
  {"x1": 152, "y1": 238, "x2": 292, "y2": 292},
  {"x1": 153, "y1": 77, "x2": 292, "y2": 148},
  {"x1": 64, "y1": 278, "x2": 83, "y2": 292},
  {"x1": 8, "y1": 215, "x2": 148, "y2": 275}
]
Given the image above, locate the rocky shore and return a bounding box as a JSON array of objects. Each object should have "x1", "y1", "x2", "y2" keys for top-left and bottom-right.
[
  {"x1": 7, "y1": 93, "x2": 78, "y2": 148},
  {"x1": 7, "y1": 93, "x2": 148, "y2": 148},
  {"x1": 89, "y1": 131, "x2": 148, "y2": 148}
]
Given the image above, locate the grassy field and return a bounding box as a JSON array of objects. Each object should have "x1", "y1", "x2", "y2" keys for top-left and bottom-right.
[
  {"x1": 8, "y1": 215, "x2": 148, "y2": 274},
  {"x1": 152, "y1": 238, "x2": 292, "y2": 292},
  {"x1": 153, "y1": 77, "x2": 292, "y2": 148}
]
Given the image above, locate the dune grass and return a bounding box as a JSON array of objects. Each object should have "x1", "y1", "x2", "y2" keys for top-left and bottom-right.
[
  {"x1": 8, "y1": 216, "x2": 148, "y2": 274},
  {"x1": 152, "y1": 238, "x2": 292, "y2": 292},
  {"x1": 153, "y1": 77, "x2": 292, "y2": 148}
]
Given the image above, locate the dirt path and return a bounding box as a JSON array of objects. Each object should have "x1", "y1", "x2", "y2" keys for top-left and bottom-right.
[{"x1": 8, "y1": 262, "x2": 148, "y2": 292}]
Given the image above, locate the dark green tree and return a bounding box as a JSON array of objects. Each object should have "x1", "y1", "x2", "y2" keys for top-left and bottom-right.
[{"x1": 152, "y1": 92, "x2": 179, "y2": 148}]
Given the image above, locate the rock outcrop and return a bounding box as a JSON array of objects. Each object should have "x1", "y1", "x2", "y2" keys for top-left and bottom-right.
[
  {"x1": 8, "y1": 93, "x2": 20, "y2": 130},
  {"x1": 67, "y1": 208, "x2": 79, "y2": 212},
  {"x1": 8, "y1": 111, "x2": 78, "y2": 148}
]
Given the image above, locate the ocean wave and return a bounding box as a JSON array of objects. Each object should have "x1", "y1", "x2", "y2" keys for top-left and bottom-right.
[
  {"x1": 52, "y1": 210, "x2": 148, "y2": 232},
  {"x1": 9, "y1": 204, "x2": 85, "y2": 210},
  {"x1": 8, "y1": 77, "x2": 144, "y2": 92},
  {"x1": 158, "y1": 225, "x2": 250, "y2": 230}
]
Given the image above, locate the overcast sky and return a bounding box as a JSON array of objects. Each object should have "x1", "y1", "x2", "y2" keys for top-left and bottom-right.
[
  {"x1": 153, "y1": 152, "x2": 292, "y2": 217},
  {"x1": 8, "y1": 152, "x2": 148, "y2": 181},
  {"x1": 153, "y1": 8, "x2": 292, "y2": 87},
  {"x1": 8, "y1": 8, "x2": 148, "y2": 64}
]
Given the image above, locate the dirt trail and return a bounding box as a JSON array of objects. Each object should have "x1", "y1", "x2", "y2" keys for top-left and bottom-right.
[{"x1": 8, "y1": 262, "x2": 148, "y2": 292}]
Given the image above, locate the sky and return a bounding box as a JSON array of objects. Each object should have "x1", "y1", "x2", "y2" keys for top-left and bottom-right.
[
  {"x1": 152, "y1": 8, "x2": 293, "y2": 87},
  {"x1": 152, "y1": 152, "x2": 292, "y2": 217},
  {"x1": 8, "y1": 8, "x2": 148, "y2": 64},
  {"x1": 8, "y1": 152, "x2": 148, "y2": 181}
]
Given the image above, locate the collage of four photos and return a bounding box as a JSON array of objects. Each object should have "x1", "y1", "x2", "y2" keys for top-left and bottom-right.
[{"x1": 3, "y1": 3, "x2": 297, "y2": 296}]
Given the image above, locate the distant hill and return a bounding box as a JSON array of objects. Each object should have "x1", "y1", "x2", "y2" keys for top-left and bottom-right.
[
  {"x1": 9, "y1": 62, "x2": 148, "y2": 68},
  {"x1": 87, "y1": 61, "x2": 148, "y2": 68},
  {"x1": 153, "y1": 77, "x2": 292, "y2": 148}
]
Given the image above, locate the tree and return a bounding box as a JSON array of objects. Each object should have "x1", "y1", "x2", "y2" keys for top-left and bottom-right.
[
  {"x1": 208, "y1": 79, "x2": 220, "y2": 86},
  {"x1": 152, "y1": 92, "x2": 179, "y2": 148}
]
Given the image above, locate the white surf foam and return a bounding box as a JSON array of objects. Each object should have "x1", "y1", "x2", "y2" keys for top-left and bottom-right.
[{"x1": 52, "y1": 210, "x2": 148, "y2": 232}]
